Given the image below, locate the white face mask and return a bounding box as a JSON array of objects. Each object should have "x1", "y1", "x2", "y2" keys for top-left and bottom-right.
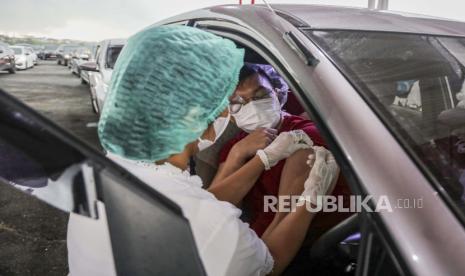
[
  {"x1": 197, "y1": 113, "x2": 231, "y2": 151},
  {"x1": 232, "y1": 96, "x2": 281, "y2": 133}
]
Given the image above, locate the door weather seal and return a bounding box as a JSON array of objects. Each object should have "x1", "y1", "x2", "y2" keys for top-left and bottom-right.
[
  {"x1": 283, "y1": 31, "x2": 319, "y2": 66},
  {"x1": 82, "y1": 163, "x2": 99, "y2": 219}
]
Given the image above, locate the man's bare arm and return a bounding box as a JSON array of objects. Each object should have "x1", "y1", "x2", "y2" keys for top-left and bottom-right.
[
  {"x1": 261, "y1": 149, "x2": 312, "y2": 237},
  {"x1": 208, "y1": 154, "x2": 265, "y2": 206}
]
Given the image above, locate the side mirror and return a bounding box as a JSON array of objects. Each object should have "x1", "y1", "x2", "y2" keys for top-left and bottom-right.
[
  {"x1": 80, "y1": 61, "x2": 99, "y2": 72},
  {"x1": 25, "y1": 52, "x2": 30, "y2": 56},
  {"x1": 0, "y1": 49, "x2": 3, "y2": 54}
]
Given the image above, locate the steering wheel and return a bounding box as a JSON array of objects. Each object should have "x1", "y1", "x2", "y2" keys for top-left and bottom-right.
[{"x1": 310, "y1": 213, "x2": 360, "y2": 259}]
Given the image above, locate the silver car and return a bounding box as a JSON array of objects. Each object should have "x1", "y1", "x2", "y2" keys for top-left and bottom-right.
[
  {"x1": 80, "y1": 39, "x2": 126, "y2": 114},
  {"x1": 1, "y1": 4, "x2": 465, "y2": 275}
]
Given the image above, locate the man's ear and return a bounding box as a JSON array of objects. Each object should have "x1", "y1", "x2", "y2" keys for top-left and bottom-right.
[
  {"x1": 187, "y1": 140, "x2": 200, "y2": 156},
  {"x1": 200, "y1": 123, "x2": 215, "y2": 141}
]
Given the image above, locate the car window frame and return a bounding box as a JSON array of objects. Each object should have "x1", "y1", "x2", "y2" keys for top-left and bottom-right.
[
  {"x1": 357, "y1": 210, "x2": 410, "y2": 276},
  {"x1": 188, "y1": 18, "x2": 413, "y2": 275},
  {"x1": 191, "y1": 18, "x2": 364, "y2": 195}
]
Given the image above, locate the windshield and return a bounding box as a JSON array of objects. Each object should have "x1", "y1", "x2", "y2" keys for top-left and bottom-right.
[
  {"x1": 307, "y1": 30, "x2": 465, "y2": 220},
  {"x1": 106, "y1": 45, "x2": 123, "y2": 69},
  {"x1": 44, "y1": 45, "x2": 57, "y2": 51},
  {"x1": 11, "y1": 47, "x2": 23, "y2": 54},
  {"x1": 63, "y1": 46, "x2": 80, "y2": 54}
]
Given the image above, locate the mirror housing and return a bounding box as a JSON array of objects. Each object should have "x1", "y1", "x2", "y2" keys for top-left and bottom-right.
[{"x1": 80, "y1": 61, "x2": 99, "y2": 72}]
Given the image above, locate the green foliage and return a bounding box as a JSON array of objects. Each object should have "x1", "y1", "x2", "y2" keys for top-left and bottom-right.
[{"x1": 0, "y1": 34, "x2": 94, "y2": 47}]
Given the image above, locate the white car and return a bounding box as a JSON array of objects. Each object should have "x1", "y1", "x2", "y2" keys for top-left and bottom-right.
[
  {"x1": 27, "y1": 47, "x2": 38, "y2": 65},
  {"x1": 80, "y1": 39, "x2": 126, "y2": 113},
  {"x1": 10, "y1": 46, "x2": 34, "y2": 70}
]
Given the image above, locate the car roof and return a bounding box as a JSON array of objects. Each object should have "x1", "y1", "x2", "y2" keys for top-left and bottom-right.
[
  {"x1": 99, "y1": 38, "x2": 126, "y2": 46},
  {"x1": 197, "y1": 4, "x2": 465, "y2": 37},
  {"x1": 273, "y1": 4, "x2": 465, "y2": 35},
  {"x1": 109, "y1": 39, "x2": 127, "y2": 46}
]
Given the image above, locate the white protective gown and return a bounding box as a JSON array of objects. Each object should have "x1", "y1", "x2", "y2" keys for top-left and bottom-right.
[{"x1": 67, "y1": 154, "x2": 274, "y2": 276}]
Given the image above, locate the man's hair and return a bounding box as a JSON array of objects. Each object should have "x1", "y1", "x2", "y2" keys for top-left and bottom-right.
[
  {"x1": 239, "y1": 64, "x2": 257, "y2": 82},
  {"x1": 238, "y1": 63, "x2": 289, "y2": 106}
]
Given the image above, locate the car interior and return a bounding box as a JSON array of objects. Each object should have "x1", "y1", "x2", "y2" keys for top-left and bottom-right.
[{"x1": 193, "y1": 39, "x2": 406, "y2": 275}]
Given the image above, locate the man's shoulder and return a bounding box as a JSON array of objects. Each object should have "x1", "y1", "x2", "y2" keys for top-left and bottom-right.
[
  {"x1": 282, "y1": 114, "x2": 316, "y2": 131},
  {"x1": 282, "y1": 114, "x2": 326, "y2": 146}
]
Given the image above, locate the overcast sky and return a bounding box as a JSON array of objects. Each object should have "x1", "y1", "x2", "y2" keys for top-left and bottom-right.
[{"x1": 2, "y1": 0, "x2": 465, "y2": 41}]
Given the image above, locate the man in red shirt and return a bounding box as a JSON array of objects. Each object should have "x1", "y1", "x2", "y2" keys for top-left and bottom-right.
[{"x1": 208, "y1": 64, "x2": 351, "y2": 241}]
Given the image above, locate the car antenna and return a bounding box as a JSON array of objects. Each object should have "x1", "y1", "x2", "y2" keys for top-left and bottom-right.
[
  {"x1": 260, "y1": 0, "x2": 319, "y2": 66},
  {"x1": 261, "y1": 0, "x2": 278, "y2": 16}
]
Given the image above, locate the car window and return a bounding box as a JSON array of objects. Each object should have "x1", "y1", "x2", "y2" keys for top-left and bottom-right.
[
  {"x1": 63, "y1": 46, "x2": 80, "y2": 54},
  {"x1": 12, "y1": 47, "x2": 22, "y2": 54},
  {"x1": 307, "y1": 30, "x2": 465, "y2": 221},
  {"x1": 106, "y1": 45, "x2": 123, "y2": 69}
]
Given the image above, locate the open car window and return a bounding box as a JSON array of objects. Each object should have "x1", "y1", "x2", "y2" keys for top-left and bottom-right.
[{"x1": 106, "y1": 45, "x2": 123, "y2": 69}]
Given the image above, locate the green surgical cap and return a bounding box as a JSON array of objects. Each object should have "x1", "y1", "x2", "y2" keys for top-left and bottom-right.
[{"x1": 98, "y1": 25, "x2": 244, "y2": 161}]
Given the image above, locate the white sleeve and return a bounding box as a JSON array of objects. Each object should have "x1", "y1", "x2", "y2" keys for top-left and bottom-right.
[{"x1": 224, "y1": 219, "x2": 274, "y2": 276}]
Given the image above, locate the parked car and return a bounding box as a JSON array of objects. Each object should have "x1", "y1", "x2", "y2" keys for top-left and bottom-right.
[
  {"x1": 0, "y1": 44, "x2": 16, "y2": 73},
  {"x1": 10, "y1": 46, "x2": 34, "y2": 70},
  {"x1": 2, "y1": 4, "x2": 465, "y2": 275},
  {"x1": 33, "y1": 45, "x2": 45, "y2": 60},
  {"x1": 43, "y1": 45, "x2": 57, "y2": 60},
  {"x1": 15, "y1": 44, "x2": 38, "y2": 64},
  {"x1": 56, "y1": 44, "x2": 80, "y2": 66},
  {"x1": 27, "y1": 47, "x2": 38, "y2": 65},
  {"x1": 80, "y1": 39, "x2": 126, "y2": 113},
  {"x1": 69, "y1": 47, "x2": 92, "y2": 75},
  {"x1": 79, "y1": 46, "x2": 98, "y2": 85}
]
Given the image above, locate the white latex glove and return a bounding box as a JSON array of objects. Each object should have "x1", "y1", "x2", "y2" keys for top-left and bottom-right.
[
  {"x1": 301, "y1": 146, "x2": 339, "y2": 206},
  {"x1": 256, "y1": 129, "x2": 313, "y2": 170}
]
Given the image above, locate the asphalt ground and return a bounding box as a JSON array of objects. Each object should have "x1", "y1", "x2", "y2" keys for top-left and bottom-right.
[{"x1": 0, "y1": 60, "x2": 100, "y2": 276}]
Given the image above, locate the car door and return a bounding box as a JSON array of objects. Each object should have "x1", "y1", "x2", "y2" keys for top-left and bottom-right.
[
  {"x1": 93, "y1": 43, "x2": 106, "y2": 111},
  {"x1": 25, "y1": 48, "x2": 32, "y2": 67},
  {"x1": 0, "y1": 89, "x2": 206, "y2": 275},
  {"x1": 89, "y1": 43, "x2": 102, "y2": 112},
  {"x1": 183, "y1": 16, "x2": 462, "y2": 275},
  {"x1": 0, "y1": 46, "x2": 5, "y2": 69}
]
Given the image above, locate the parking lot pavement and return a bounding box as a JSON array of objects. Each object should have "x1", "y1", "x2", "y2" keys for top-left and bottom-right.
[
  {"x1": 0, "y1": 60, "x2": 100, "y2": 276},
  {"x1": 0, "y1": 60, "x2": 100, "y2": 147}
]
